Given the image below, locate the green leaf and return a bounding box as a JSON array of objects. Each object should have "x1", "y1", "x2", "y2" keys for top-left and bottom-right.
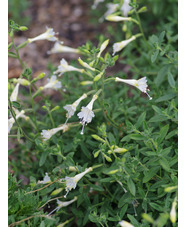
[
  {"x1": 127, "y1": 178, "x2": 136, "y2": 196},
  {"x1": 39, "y1": 152, "x2": 48, "y2": 167},
  {"x1": 149, "y1": 115, "x2": 168, "y2": 122},
  {"x1": 143, "y1": 167, "x2": 160, "y2": 183},
  {"x1": 129, "y1": 134, "x2": 146, "y2": 140},
  {"x1": 168, "y1": 72, "x2": 176, "y2": 88},
  {"x1": 12, "y1": 101, "x2": 21, "y2": 109},
  {"x1": 8, "y1": 52, "x2": 17, "y2": 58},
  {"x1": 155, "y1": 93, "x2": 176, "y2": 103},
  {"x1": 127, "y1": 214, "x2": 139, "y2": 225},
  {"x1": 159, "y1": 31, "x2": 166, "y2": 42},
  {"x1": 151, "y1": 49, "x2": 159, "y2": 63},
  {"x1": 157, "y1": 124, "x2": 169, "y2": 144},
  {"x1": 155, "y1": 65, "x2": 169, "y2": 87},
  {"x1": 149, "y1": 202, "x2": 163, "y2": 211},
  {"x1": 136, "y1": 112, "x2": 146, "y2": 128},
  {"x1": 152, "y1": 105, "x2": 162, "y2": 114},
  {"x1": 159, "y1": 158, "x2": 170, "y2": 172}
]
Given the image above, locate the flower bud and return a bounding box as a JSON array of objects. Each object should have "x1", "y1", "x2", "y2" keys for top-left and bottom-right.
[
  {"x1": 19, "y1": 26, "x2": 28, "y2": 31},
  {"x1": 107, "y1": 169, "x2": 119, "y2": 174},
  {"x1": 17, "y1": 41, "x2": 28, "y2": 49},
  {"x1": 69, "y1": 166, "x2": 77, "y2": 172},
  {"x1": 94, "y1": 72, "x2": 104, "y2": 82},
  {"x1": 141, "y1": 213, "x2": 154, "y2": 224},
  {"x1": 37, "y1": 72, "x2": 45, "y2": 79},
  {"x1": 50, "y1": 188, "x2": 63, "y2": 196},
  {"x1": 91, "y1": 134, "x2": 105, "y2": 143},
  {"x1": 78, "y1": 57, "x2": 96, "y2": 71},
  {"x1": 94, "y1": 150, "x2": 101, "y2": 158},
  {"x1": 103, "y1": 154, "x2": 112, "y2": 162},
  {"x1": 80, "y1": 81, "x2": 93, "y2": 86},
  {"x1": 137, "y1": 6, "x2": 147, "y2": 13}
]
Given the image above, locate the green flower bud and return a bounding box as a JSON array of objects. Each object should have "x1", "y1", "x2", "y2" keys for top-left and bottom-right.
[
  {"x1": 94, "y1": 150, "x2": 101, "y2": 158},
  {"x1": 137, "y1": 6, "x2": 147, "y2": 13},
  {"x1": 80, "y1": 81, "x2": 93, "y2": 86},
  {"x1": 91, "y1": 134, "x2": 105, "y2": 143},
  {"x1": 142, "y1": 213, "x2": 154, "y2": 223},
  {"x1": 103, "y1": 154, "x2": 112, "y2": 162},
  {"x1": 19, "y1": 26, "x2": 28, "y2": 31},
  {"x1": 50, "y1": 188, "x2": 63, "y2": 196},
  {"x1": 94, "y1": 72, "x2": 104, "y2": 82}
]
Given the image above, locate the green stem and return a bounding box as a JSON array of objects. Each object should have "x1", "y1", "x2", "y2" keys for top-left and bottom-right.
[
  {"x1": 29, "y1": 84, "x2": 39, "y2": 132},
  {"x1": 8, "y1": 98, "x2": 34, "y2": 143},
  {"x1": 48, "y1": 110, "x2": 55, "y2": 128},
  {"x1": 135, "y1": 11, "x2": 149, "y2": 49},
  {"x1": 105, "y1": 138, "x2": 118, "y2": 160}
]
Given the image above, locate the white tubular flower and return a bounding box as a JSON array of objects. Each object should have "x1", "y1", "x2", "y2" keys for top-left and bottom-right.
[
  {"x1": 121, "y1": 0, "x2": 132, "y2": 17},
  {"x1": 97, "y1": 39, "x2": 109, "y2": 58},
  {"x1": 10, "y1": 83, "x2": 20, "y2": 102},
  {"x1": 64, "y1": 167, "x2": 93, "y2": 198},
  {"x1": 106, "y1": 15, "x2": 131, "y2": 22},
  {"x1": 43, "y1": 75, "x2": 62, "y2": 90},
  {"x1": 112, "y1": 36, "x2": 136, "y2": 56},
  {"x1": 47, "y1": 197, "x2": 77, "y2": 216},
  {"x1": 77, "y1": 95, "x2": 98, "y2": 135},
  {"x1": 47, "y1": 41, "x2": 81, "y2": 54},
  {"x1": 54, "y1": 58, "x2": 84, "y2": 77},
  {"x1": 41, "y1": 124, "x2": 68, "y2": 141},
  {"x1": 64, "y1": 93, "x2": 87, "y2": 120},
  {"x1": 92, "y1": 0, "x2": 104, "y2": 9},
  {"x1": 8, "y1": 110, "x2": 26, "y2": 134},
  {"x1": 115, "y1": 77, "x2": 152, "y2": 100},
  {"x1": 99, "y1": 3, "x2": 119, "y2": 22},
  {"x1": 38, "y1": 172, "x2": 51, "y2": 184},
  {"x1": 170, "y1": 199, "x2": 177, "y2": 223},
  {"x1": 119, "y1": 220, "x2": 134, "y2": 227},
  {"x1": 78, "y1": 57, "x2": 96, "y2": 71},
  {"x1": 27, "y1": 26, "x2": 58, "y2": 43}
]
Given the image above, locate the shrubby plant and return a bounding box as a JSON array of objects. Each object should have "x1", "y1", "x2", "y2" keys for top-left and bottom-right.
[{"x1": 8, "y1": 0, "x2": 178, "y2": 226}]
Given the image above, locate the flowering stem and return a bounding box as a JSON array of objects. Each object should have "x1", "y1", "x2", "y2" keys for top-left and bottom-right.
[
  {"x1": 48, "y1": 110, "x2": 55, "y2": 128},
  {"x1": 105, "y1": 138, "x2": 118, "y2": 160},
  {"x1": 11, "y1": 33, "x2": 25, "y2": 69},
  {"x1": 135, "y1": 11, "x2": 149, "y2": 49},
  {"x1": 29, "y1": 84, "x2": 39, "y2": 132},
  {"x1": 8, "y1": 98, "x2": 34, "y2": 143}
]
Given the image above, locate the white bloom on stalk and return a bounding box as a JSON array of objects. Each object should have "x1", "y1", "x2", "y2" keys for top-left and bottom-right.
[
  {"x1": 63, "y1": 167, "x2": 93, "y2": 198},
  {"x1": 115, "y1": 77, "x2": 152, "y2": 100},
  {"x1": 8, "y1": 110, "x2": 28, "y2": 134},
  {"x1": 99, "y1": 3, "x2": 119, "y2": 22},
  {"x1": 54, "y1": 58, "x2": 84, "y2": 77},
  {"x1": 38, "y1": 172, "x2": 51, "y2": 184},
  {"x1": 43, "y1": 75, "x2": 62, "y2": 90},
  {"x1": 64, "y1": 93, "x2": 87, "y2": 121},
  {"x1": 47, "y1": 196, "x2": 77, "y2": 216},
  {"x1": 92, "y1": 0, "x2": 104, "y2": 9},
  {"x1": 121, "y1": 0, "x2": 132, "y2": 17},
  {"x1": 27, "y1": 26, "x2": 58, "y2": 43},
  {"x1": 77, "y1": 95, "x2": 98, "y2": 135},
  {"x1": 47, "y1": 41, "x2": 81, "y2": 54},
  {"x1": 119, "y1": 220, "x2": 134, "y2": 227},
  {"x1": 106, "y1": 15, "x2": 131, "y2": 22},
  {"x1": 10, "y1": 83, "x2": 20, "y2": 102},
  {"x1": 170, "y1": 199, "x2": 177, "y2": 223},
  {"x1": 41, "y1": 124, "x2": 69, "y2": 141},
  {"x1": 112, "y1": 36, "x2": 136, "y2": 56}
]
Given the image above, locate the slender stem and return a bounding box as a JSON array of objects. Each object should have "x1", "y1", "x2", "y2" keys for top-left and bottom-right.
[
  {"x1": 8, "y1": 98, "x2": 34, "y2": 143},
  {"x1": 29, "y1": 84, "x2": 39, "y2": 132},
  {"x1": 135, "y1": 11, "x2": 150, "y2": 49},
  {"x1": 105, "y1": 138, "x2": 118, "y2": 160},
  {"x1": 48, "y1": 110, "x2": 55, "y2": 128}
]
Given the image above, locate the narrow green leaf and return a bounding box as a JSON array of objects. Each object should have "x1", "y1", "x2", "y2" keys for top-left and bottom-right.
[
  {"x1": 127, "y1": 178, "x2": 136, "y2": 196},
  {"x1": 155, "y1": 65, "x2": 169, "y2": 87},
  {"x1": 157, "y1": 124, "x2": 169, "y2": 143},
  {"x1": 127, "y1": 214, "x2": 139, "y2": 225},
  {"x1": 155, "y1": 93, "x2": 176, "y2": 103},
  {"x1": 136, "y1": 112, "x2": 146, "y2": 128},
  {"x1": 151, "y1": 49, "x2": 159, "y2": 63},
  {"x1": 8, "y1": 52, "x2": 17, "y2": 58},
  {"x1": 159, "y1": 158, "x2": 170, "y2": 171},
  {"x1": 39, "y1": 152, "x2": 48, "y2": 167},
  {"x1": 129, "y1": 134, "x2": 146, "y2": 140},
  {"x1": 168, "y1": 72, "x2": 176, "y2": 88},
  {"x1": 12, "y1": 101, "x2": 21, "y2": 109},
  {"x1": 143, "y1": 167, "x2": 160, "y2": 183}
]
